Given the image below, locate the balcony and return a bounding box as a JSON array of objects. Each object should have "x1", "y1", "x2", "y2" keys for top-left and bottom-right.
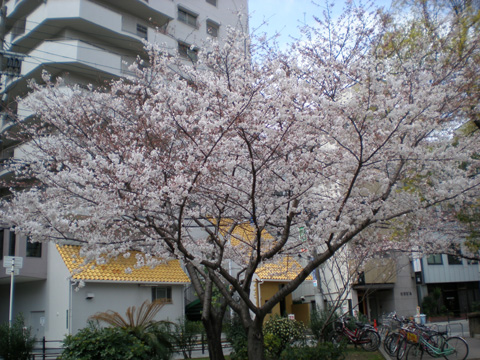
[{"x1": 6, "y1": 0, "x2": 173, "y2": 55}]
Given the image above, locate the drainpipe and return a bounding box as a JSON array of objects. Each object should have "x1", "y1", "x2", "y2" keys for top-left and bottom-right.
[{"x1": 68, "y1": 278, "x2": 73, "y2": 335}]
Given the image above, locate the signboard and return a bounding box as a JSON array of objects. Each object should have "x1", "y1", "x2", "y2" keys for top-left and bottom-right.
[
  {"x1": 3, "y1": 256, "x2": 23, "y2": 269},
  {"x1": 5, "y1": 268, "x2": 19, "y2": 276}
]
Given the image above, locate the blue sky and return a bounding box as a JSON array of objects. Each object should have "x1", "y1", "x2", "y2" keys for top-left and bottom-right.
[{"x1": 248, "y1": 0, "x2": 394, "y2": 47}]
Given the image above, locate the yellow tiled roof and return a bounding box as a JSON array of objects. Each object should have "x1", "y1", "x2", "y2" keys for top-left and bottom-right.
[
  {"x1": 57, "y1": 245, "x2": 190, "y2": 284},
  {"x1": 256, "y1": 256, "x2": 313, "y2": 281},
  {"x1": 218, "y1": 219, "x2": 311, "y2": 282}
]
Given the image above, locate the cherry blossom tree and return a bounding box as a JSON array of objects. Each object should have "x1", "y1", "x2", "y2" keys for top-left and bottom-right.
[{"x1": 2, "y1": 3, "x2": 480, "y2": 359}]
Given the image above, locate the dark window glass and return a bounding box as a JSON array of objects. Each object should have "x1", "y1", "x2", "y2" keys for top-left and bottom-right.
[
  {"x1": 8, "y1": 230, "x2": 15, "y2": 256},
  {"x1": 178, "y1": 8, "x2": 197, "y2": 27},
  {"x1": 136, "y1": 24, "x2": 147, "y2": 40},
  {"x1": 206, "y1": 20, "x2": 219, "y2": 37},
  {"x1": 26, "y1": 239, "x2": 42, "y2": 257},
  {"x1": 0, "y1": 229, "x2": 4, "y2": 260},
  {"x1": 206, "y1": 0, "x2": 217, "y2": 5},
  {"x1": 178, "y1": 42, "x2": 198, "y2": 62},
  {"x1": 448, "y1": 254, "x2": 462, "y2": 265},
  {"x1": 427, "y1": 254, "x2": 443, "y2": 265}
]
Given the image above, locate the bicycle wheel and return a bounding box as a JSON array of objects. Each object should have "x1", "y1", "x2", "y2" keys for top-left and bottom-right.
[
  {"x1": 385, "y1": 332, "x2": 403, "y2": 356},
  {"x1": 360, "y1": 329, "x2": 381, "y2": 351},
  {"x1": 397, "y1": 338, "x2": 408, "y2": 360},
  {"x1": 443, "y1": 336, "x2": 469, "y2": 360},
  {"x1": 425, "y1": 333, "x2": 447, "y2": 357},
  {"x1": 406, "y1": 343, "x2": 424, "y2": 360}
]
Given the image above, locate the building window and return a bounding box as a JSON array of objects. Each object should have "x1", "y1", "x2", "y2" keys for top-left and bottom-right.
[
  {"x1": 152, "y1": 286, "x2": 172, "y2": 303},
  {"x1": 206, "y1": 20, "x2": 219, "y2": 37},
  {"x1": 178, "y1": 7, "x2": 197, "y2": 28},
  {"x1": 178, "y1": 42, "x2": 198, "y2": 62},
  {"x1": 426, "y1": 254, "x2": 443, "y2": 265},
  {"x1": 8, "y1": 230, "x2": 16, "y2": 256},
  {"x1": 0, "y1": 229, "x2": 3, "y2": 260},
  {"x1": 447, "y1": 254, "x2": 462, "y2": 265},
  {"x1": 206, "y1": 0, "x2": 217, "y2": 6},
  {"x1": 136, "y1": 24, "x2": 148, "y2": 40},
  {"x1": 26, "y1": 239, "x2": 42, "y2": 258}
]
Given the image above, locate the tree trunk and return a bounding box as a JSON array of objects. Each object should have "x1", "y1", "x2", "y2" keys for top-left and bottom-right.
[
  {"x1": 202, "y1": 309, "x2": 226, "y2": 360},
  {"x1": 247, "y1": 317, "x2": 265, "y2": 360}
]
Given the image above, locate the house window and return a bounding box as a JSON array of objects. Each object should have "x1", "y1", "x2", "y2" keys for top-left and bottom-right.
[
  {"x1": 427, "y1": 254, "x2": 443, "y2": 265},
  {"x1": 447, "y1": 245, "x2": 462, "y2": 265},
  {"x1": 8, "y1": 230, "x2": 16, "y2": 256},
  {"x1": 206, "y1": 0, "x2": 217, "y2": 6},
  {"x1": 26, "y1": 238, "x2": 42, "y2": 258},
  {"x1": 178, "y1": 42, "x2": 198, "y2": 62},
  {"x1": 178, "y1": 7, "x2": 197, "y2": 28},
  {"x1": 136, "y1": 24, "x2": 148, "y2": 40},
  {"x1": 152, "y1": 286, "x2": 172, "y2": 303},
  {"x1": 448, "y1": 254, "x2": 462, "y2": 265},
  {"x1": 206, "y1": 20, "x2": 219, "y2": 37}
]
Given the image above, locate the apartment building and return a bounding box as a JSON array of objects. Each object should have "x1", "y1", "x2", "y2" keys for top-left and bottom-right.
[{"x1": 0, "y1": 0, "x2": 247, "y2": 340}]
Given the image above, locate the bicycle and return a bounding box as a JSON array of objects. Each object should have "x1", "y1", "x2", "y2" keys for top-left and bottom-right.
[
  {"x1": 329, "y1": 316, "x2": 381, "y2": 351},
  {"x1": 405, "y1": 333, "x2": 469, "y2": 360},
  {"x1": 396, "y1": 321, "x2": 448, "y2": 360},
  {"x1": 383, "y1": 315, "x2": 410, "y2": 357}
]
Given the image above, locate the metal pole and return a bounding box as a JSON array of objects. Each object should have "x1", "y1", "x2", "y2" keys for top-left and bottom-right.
[{"x1": 8, "y1": 257, "x2": 15, "y2": 326}]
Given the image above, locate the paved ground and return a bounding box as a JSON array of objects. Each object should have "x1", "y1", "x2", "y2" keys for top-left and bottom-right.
[{"x1": 380, "y1": 319, "x2": 480, "y2": 360}]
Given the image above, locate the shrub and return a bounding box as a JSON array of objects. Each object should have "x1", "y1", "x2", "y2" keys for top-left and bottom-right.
[
  {"x1": 225, "y1": 315, "x2": 248, "y2": 360},
  {"x1": 0, "y1": 314, "x2": 36, "y2": 360},
  {"x1": 263, "y1": 316, "x2": 307, "y2": 358},
  {"x1": 309, "y1": 307, "x2": 340, "y2": 342},
  {"x1": 169, "y1": 318, "x2": 203, "y2": 359},
  {"x1": 61, "y1": 323, "x2": 151, "y2": 360}
]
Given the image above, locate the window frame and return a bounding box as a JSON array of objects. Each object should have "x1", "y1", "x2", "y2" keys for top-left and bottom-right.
[
  {"x1": 178, "y1": 7, "x2": 198, "y2": 28},
  {"x1": 26, "y1": 238, "x2": 42, "y2": 258},
  {"x1": 178, "y1": 42, "x2": 198, "y2": 62},
  {"x1": 0, "y1": 229, "x2": 3, "y2": 260},
  {"x1": 206, "y1": 19, "x2": 219, "y2": 37},
  {"x1": 447, "y1": 254, "x2": 463, "y2": 265},
  {"x1": 8, "y1": 230, "x2": 15, "y2": 256},
  {"x1": 136, "y1": 23, "x2": 148, "y2": 40},
  {"x1": 152, "y1": 286, "x2": 173, "y2": 304},
  {"x1": 426, "y1": 254, "x2": 443, "y2": 265}
]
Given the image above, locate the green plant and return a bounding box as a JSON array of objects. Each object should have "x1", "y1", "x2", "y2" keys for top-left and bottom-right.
[
  {"x1": 225, "y1": 315, "x2": 248, "y2": 360},
  {"x1": 0, "y1": 314, "x2": 36, "y2": 360},
  {"x1": 61, "y1": 322, "x2": 150, "y2": 360},
  {"x1": 88, "y1": 300, "x2": 174, "y2": 359},
  {"x1": 309, "y1": 307, "x2": 340, "y2": 341},
  {"x1": 263, "y1": 316, "x2": 307, "y2": 358},
  {"x1": 170, "y1": 318, "x2": 203, "y2": 359}
]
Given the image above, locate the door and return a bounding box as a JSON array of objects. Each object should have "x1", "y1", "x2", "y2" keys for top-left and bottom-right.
[{"x1": 30, "y1": 311, "x2": 45, "y2": 340}]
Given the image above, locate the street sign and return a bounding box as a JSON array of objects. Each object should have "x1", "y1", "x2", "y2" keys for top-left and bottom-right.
[
  {"x1": 5, "y1": 268, "x2": 19, "y2": 276},
  {"x1": 3, "y1": 256, "x2": 23, "y2": 269}
]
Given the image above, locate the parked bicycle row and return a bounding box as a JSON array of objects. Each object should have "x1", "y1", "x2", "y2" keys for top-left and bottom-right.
[
  {"x1": 381, "y1": 312, "x2": 468, "y2": 360},
  {"x1": 327, "y1": 312, "x2": 469, "y2": 360}
]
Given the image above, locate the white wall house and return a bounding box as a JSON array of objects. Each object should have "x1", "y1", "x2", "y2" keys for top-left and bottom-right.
[{"x1": 0, "y1": 236, "x2": 190, "y2": 341}]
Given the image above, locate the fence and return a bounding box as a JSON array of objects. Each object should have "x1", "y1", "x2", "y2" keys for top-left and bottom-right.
[
  {"x1": 29, "y1": 335, "x2": 232, "y2": 359},
  {"x1": 31, "y1": 338, "x2": 63, "y2": 360}
]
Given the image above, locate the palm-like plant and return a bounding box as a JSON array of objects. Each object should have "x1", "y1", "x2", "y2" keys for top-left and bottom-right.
[{"x1": 90, "y1": 300, "x2": 174, "y2": 360}]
